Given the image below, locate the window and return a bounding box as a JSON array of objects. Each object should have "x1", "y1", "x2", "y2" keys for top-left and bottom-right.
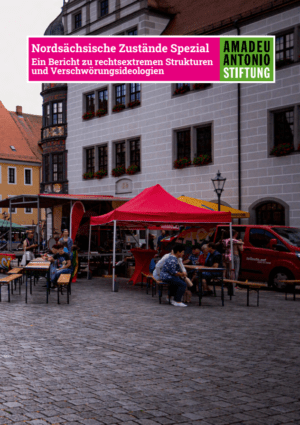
[
  {"x1": 24, "y1": 169, "x2": 32, "y2": 185},
  {"x1": 249, "y1": 228, "x2": 283, "y2": 248},
  {"x1": 10, "y1": 146, "x2": 16, "y2": 151},
  {"x1": 129, "y1": 139, "x2": 140, "y2": 170},
  {"x1": 86, "y1": 93, "x2": 95, "y2": 113},
  {"x1": 176, "y1": 83, "x2": 190, "y2": 89},
  {"x1": 115, "y1": 142, "x2": 126, "y2": 167},
  {"x1": 74, "y1": 12, "x2": 82, "y2": 29},
  {"x1": 8, "y1": 167, "x2": 16, "y2": 184},
  {"x1": 8, "y1": 196, "x2": 16, "y2": 214},
  {"x1": 256, "y1": 202, "x2": 285, "y2": 226},
  {"x1": 196, "y1": 125, "x2": 212, "y2": 157},
  {"x1": 276, "y1": 31, "x2": 294, "y2": 67},
  {"x1": 52, "y1": 102, "x2": 63, "y2": 125},
  {"x1": 86, "y1": 148, "x2": 95, "y2": 173},
  {"x1": 25, "y1": 207, "x2": 32, "y2": 214},
  {"x1": 129, "y1": 84, "x2": 141, "y2": 102},
  {"x1": 100, "y1": 0, "x2": 108, "y2": 16},
  {"x1": 177, "y1": 130, "x2": 191, "y2": 160},
  {"x1": 127, "y1": 28, "x2": 137, "y2": 35},
  {"x1": 52, "y1": 153, "x2": 64, "y2": 182},
  {"x1": 44, "y1": 104, "x2": 50, "y2": 126},
  {"x1": 115, "y1": 84, "x2": 126, "y2": 105},
  {"x1": 98, "y1": 145, "x2": 108, "y2": 172},
  {"x1": 273, "y1": 109, "x2": 294, "y2": 147},
  {"x1": 44, "y1": 155, "x2": 50, "y2": 183},
  {"x1": 98, "y1": 89, "x2": 108, "y2": 112}
]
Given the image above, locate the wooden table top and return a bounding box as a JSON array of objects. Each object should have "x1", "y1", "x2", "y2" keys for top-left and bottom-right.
[
  {"x1": 185, "y1": 265, "x2": 224, "y2": 271},
  {"x1": 25, "y1": 262, "x2": 50, "y2": 270}
]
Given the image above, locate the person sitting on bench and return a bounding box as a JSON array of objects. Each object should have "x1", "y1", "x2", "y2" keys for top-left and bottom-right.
[
  {"x1": 160, "y1": 244, "x2": 187, "y2": 307},
  {"x1": 51, "y1": 245, "x2": 73, "y2": 289},
  {"x1": 202, "y1": 243, "x2": 223, "y2": 295}
]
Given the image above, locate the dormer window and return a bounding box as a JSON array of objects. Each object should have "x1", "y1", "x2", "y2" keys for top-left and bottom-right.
[{"x1": 10, "y1": 146, "x2": 16, "y2": 151}]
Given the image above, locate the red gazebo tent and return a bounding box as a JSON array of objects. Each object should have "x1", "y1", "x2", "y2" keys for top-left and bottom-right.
[{"x1": 89, "y1": 184, "x2": 233, "y2": 290}]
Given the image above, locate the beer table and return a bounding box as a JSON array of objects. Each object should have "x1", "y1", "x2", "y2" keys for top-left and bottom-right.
[
  {"x1": 185, "y1": 265, "x2": 225, "y2": 306},
  {"x1": 24, "y1": 260, "x2": 51, "y2": 303}
]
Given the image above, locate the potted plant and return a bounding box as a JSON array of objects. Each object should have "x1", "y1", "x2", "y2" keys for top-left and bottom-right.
[
  {"x1": 174, "y1": 157, "x2": 191, "y2": 169},
  {"x1": 83, "y1": 172, "x2": 95, "y2": 180},
  {"x1": 270, "y1": 143, "x2": 294, "y2": 157},
  {"x1": 112, "y1": 104, "x2": 125, "y2": 113},
  {"x1": 173, "y1": 84, "x2": 190, "y2": 96},
  {"x1": 193, "y1": 154, "x2": 212, "y2": 166},
  {"x1": 128, "y1": 99, "x2": 141, "y2": 108},
  {"x1": 82, "y1": 111, "x2": 95, "y2": 120},
  {"x1": 96, "y1": 108, "x2": 107, "y2": 117},
  {"x1": 112, "y1": 165, "x2": 126, "y2": 177},
  {"x1": 94, "y1": 169, "x2": 108, "y2": 179},
  {"x1": 193, "y1": 83, "x2": 210, "y2": 90},
  {"x1": 126, "y1": 164, "x2": 139, "y2": 175}
]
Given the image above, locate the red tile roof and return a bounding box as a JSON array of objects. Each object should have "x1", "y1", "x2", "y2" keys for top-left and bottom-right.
[
  {"x1": 0, "y1": 101, "x2": 42, "y2": 164},
  {"x1": 149, "y1": 0, "x2": 297, "y2": 35}
]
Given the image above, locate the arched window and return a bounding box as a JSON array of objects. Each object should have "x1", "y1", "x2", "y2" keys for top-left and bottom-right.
[{"x1": 256, "y1": 202, "x2": 285, "y2": 225}]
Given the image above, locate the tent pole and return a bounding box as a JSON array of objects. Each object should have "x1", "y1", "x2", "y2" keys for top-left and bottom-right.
[
  {"x1": 229, "y1": 222, "x2": 235, "y2": 295},
  {"x1": 9, "y1": 199, "x2": 12, "y2": 252},
  {"x1": 87, "y1": 224, "x2": 92, "y2": 279},
  {"x1": 146, "y1": 228, "x2": 149, "y2": 249},
  {"x1": 112, "y1": 220, "x2": 117, "y2": 291},
  {"x1": 70, "y1": 201, "x2": 73, "y2": 239},
  {"x1": 37, "y1": 196, "x2": 40, "y2": 255}
]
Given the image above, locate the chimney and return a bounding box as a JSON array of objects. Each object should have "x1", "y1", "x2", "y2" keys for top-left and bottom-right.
[{"x1": 16, "y1": 105, "x2": 22, "y2": 115}]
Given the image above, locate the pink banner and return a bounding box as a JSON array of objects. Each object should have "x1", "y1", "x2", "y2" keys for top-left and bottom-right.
[{"x1": 28, "y1": 36, "x2": 220, "y2": 82}]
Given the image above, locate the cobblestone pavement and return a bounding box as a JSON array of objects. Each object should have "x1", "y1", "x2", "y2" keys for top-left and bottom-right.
[{"x1": 0, "y1": 277, "x2": 299, "y2": 425}]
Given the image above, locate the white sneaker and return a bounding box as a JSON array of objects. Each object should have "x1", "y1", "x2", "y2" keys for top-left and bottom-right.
[
  {"x1": 171, "y1": 300, "x2": 187, "y2": 307},
  {"x1": 166, "y1": 296, "x2": 174, "y2": 302}
]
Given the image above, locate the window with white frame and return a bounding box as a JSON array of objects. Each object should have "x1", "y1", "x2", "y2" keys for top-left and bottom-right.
[
  {"x1": 24, "y1": 168, "x2": 32, "y2": 185},
  {"x1": 25, "y1": 207, "x2": 32, "y2": 214},
  {"x1": 8, "y1": 167, "x2": 16, "y2": 184},
  {"x1": 8, "y1": 196, "x2": 16, "y2": 214}
]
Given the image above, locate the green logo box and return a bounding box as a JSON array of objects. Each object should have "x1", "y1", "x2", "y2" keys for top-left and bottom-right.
[{"x1": 220, "y1": 36, "x2": 275, "y2": 83}]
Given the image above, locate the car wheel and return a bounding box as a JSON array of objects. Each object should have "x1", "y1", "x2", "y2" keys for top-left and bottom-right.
[{"x1": 269, "y1": 269, "x2": 294, "y2": 289}]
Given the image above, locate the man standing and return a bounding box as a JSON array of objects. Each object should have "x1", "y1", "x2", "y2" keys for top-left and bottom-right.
[
  {"x1": 160, "y1": 244, "x2": 187, "y2": 307},
  {"x1": 23, "y1": 230, "x2": 38, "y2": 263}
]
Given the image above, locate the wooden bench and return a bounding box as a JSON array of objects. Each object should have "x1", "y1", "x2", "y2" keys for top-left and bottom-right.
[
  {"x1": 278, "y1": 280, "x2": 300, "y2": 301},
  {"x1": 150, "y1": 276, "x2": 171, "y2": 304},
  {"x1": 141, "y1": 273, "x2": 156, "y2": 296},
  {"x1": 7, "y1": 267, "x2": 24, "y2": 287},
  {"x1": 57, "y1": 274, "x2": 72, "y2": 304},
  {"x1": 0, "y1": 274, "x2": 23, "y2": 302},
  {"x1": 235, "y1": 280, "x2": 265, "y2": 306}
]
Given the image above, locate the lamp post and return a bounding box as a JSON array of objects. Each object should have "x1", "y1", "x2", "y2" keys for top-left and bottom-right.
[{"x1": 211, "y1": 170, "x2": 226, "y2": 211}]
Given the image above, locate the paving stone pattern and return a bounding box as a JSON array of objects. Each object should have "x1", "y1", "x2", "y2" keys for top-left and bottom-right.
[{"x1": 0, "y1": 277, "x2": 299, "y2": 425}]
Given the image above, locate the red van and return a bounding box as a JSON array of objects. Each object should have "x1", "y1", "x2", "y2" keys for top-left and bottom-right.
[{"x1": 213, "y1": 225, "x2": 300, "y2": 287}]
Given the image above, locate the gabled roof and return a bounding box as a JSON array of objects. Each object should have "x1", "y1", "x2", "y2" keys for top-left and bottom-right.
[
  {"x1": 148, "y1": 0, "x2": 297, "y2": 35},
  {"x1": 0, "y1": 101, "x2": 42, "y2": 164},
  {"x1": 90, "y1": 184, "x2": 231, "y2": 227}
]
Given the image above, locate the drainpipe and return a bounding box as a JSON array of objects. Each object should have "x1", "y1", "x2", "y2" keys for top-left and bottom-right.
[{"x1": 234, "y1": 21, "x2": 242, "y2": 222}]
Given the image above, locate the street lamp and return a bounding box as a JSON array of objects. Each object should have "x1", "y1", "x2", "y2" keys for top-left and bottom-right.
[{"x1": 211, "y1": 170, "x2": 226, "y2": 211}]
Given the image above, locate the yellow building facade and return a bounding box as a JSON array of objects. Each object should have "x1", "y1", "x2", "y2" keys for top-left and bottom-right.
[
  {"x1": 0, "y1": 162, "x2": 41, "y2": 226},
  {"x1": 0, "y1": 102, "x2": 42, "y2": 227}
]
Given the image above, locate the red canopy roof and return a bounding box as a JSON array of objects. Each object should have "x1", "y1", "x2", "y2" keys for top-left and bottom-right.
[{"x1": 90, "y1": 184, "x2": 231, "y2": 227}]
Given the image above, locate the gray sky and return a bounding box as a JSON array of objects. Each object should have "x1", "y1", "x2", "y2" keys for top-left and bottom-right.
[{"x1": 1, "y1": 0, "x2": 63, "y2": 116}]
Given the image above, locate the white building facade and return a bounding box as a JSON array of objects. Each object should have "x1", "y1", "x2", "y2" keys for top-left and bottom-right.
[{"x1": 61, "y1": 0, "x2": 300, "y2": 226}]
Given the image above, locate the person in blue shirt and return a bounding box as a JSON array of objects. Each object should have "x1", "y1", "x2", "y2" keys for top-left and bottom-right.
[
  {"x1": 202, "y1": 242, "x2": 223, "y2": 294},
  {"x1": 160, "y1": 244, "x2": 187, "y2": 307}
]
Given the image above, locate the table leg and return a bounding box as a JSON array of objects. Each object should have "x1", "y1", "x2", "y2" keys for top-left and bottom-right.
[
  {"x1": 67, "y1": 284, "x2": 70, "y2": 304},
  {"x1": 221, "y1": 279, "x2": 224, "y2": 307},
  {"x1": 199, "y1": 272, "x2": 202, "y2": 306},
  {"x1": 8, "y1": 284, "x2": 10, "y2": 303},
  {"x1": 46, "y1": 270, "x2": 50, "y2": 304}
]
